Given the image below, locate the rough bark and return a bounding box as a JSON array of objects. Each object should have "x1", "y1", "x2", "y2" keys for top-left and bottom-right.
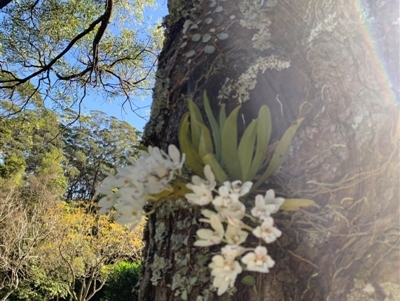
[{"x1": 140, "y1": 0, "x2": 399, "y2": 300}]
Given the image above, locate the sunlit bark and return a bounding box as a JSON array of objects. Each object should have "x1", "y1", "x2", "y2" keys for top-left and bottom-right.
[{"x1": 140, "y1": 0, "x2": 399, "y2": 300}]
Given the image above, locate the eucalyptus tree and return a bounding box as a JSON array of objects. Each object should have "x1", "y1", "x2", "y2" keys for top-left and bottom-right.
[
  {"x1": 137, "y1": 0, "x2": 399, "y2": 300},
  {"x1": 62, "y1": 110, "x2": 140, "y2": 201},
  {"x1": 0, "y1": 0, "x2": 162, "y2": 116},
  {"x1": 0, "y1": 99, "x2": 64, "y2": 181}
]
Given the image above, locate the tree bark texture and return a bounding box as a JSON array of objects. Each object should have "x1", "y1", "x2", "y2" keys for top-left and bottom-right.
[{"x1": 140, "y1": 0, "x2": 399, "y2": 300}]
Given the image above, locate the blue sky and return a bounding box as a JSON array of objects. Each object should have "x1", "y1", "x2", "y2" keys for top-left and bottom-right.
[{"x1": 81, "y1": 0, "x2": 168, "y2": 132}]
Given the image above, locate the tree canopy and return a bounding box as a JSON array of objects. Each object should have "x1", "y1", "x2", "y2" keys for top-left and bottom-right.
[
  {"x1": 0, "y1": 0, "x2": 163, "y2": 118},
  {"x1": 0, "y1": 102, "x2": 144, "y2": 301}
]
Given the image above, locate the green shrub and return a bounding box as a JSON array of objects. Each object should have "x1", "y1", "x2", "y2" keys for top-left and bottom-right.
[{"x1": 101, "y1": 261, "x2": 141, "y2": 301}]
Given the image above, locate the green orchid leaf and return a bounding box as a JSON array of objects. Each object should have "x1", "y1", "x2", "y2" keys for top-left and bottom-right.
[
  {"x1": 238, "y1": 119, "x2": 257, "y2": 181},
  {"x1": 249, "y1": 105, "x2": 271, "y2": 179},
  {"x1": 219, "y1": 103, "x2": 227, "y2": 140},
  {"x1": 221, "y1": 105, "x2": 242, "y2": 180},
  {"x1": 241, "y1": 275, "x2": 256, "y2": 286},
  {"x1": 280, "y1": 198, "x2": 320, "y2": 211},
  {"x1": 254, "y1": 118, "x2": 304, "y2": 189},
  {"x1": 195, "y1": 120, "x2": 214, "y2": 158},
  {"x1": 202, "y1": 153, "x2": 228, "y2": 183},
  {"x1": 187, "y1": 99, "x2": 204, "y2": 150},
  {"x1": 203, "y1": 91, "x2": 222, "y2": 161},
  {"x1": 178, "y1": 113, "x2": 204, "y2": 176}
]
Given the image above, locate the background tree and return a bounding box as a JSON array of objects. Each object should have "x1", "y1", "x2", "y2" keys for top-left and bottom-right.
[
  {"x1": 139, "y1": 0, "x2": 399, "y2": 300},
  {"x1": 62, "y1": 110, "x2": 140, "y2": 201},
  {"x1": 0, "y1": 174, "x2": 62, "y2": 301},
  {"x1": 0, "y1": 98, "x2": 140, "y2": 201},
  {"x1": 0, "y1": 0, "x2": 163, "y2": 117},
  {"x1": 0, "y1": 93, "x2": 143, "y2": 300},
  {"x1": 0, "y1": 99, "x2": 64, "y2": 178},
  {"x1": 6, "y1": 265, "x2": 69, "y2": 301},
  {"x1": 39, "y1": 202, "x2": 144, "y2": 301}
]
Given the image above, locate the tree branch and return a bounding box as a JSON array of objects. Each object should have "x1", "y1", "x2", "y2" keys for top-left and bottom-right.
[
  {"x1": 0, "y1": 6, "x2": 106, "y2": 88},
  {"x1": 92, "y1": 0, "x2": 114, "y2": 71},
  {"x1": 0, "y1": 0, "x2": 12, "y2": 10}
]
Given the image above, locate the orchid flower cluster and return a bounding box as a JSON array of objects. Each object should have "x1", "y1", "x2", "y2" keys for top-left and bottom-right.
[
  {"x1": 185, "y1": 165, "x2": 284, "y2": 296},
  {"x1": 96, "y1": 145, "x2": 284, "y2": 296},
  {"x1": 95, "y1": 145, "x2": 185, "y2": 226}
]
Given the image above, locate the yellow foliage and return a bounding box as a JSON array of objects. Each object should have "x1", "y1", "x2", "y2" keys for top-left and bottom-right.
[{"x1": 39, "y1": 202, "x2": 145, "y2": 279}]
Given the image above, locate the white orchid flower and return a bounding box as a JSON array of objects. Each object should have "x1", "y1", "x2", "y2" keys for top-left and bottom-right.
[
  {"x1": 252, "y1": 217, "x2": 282, "y2": 243},
  {"x1": 241, "y1": 246, "x2": 275, "y2": 273},
  {"x1": 194, "y1": 214, "x2": 224, "y2": 247}
]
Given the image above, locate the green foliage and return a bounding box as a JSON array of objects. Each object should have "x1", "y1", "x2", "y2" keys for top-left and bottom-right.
[
  {"x1": 37, "y1": 148, "x2": 68, "y2": 194},
  {"x1": 101, "y1": 261, "x2": 142, "y2": 301},
  {"x1": 8, "y1": 266, "x2": 69, "y2": 301},
  {"x1": 0, "y1": 99, "x2": 140, "y2": 201},
  {"x1": 179, "y1": 92, "x2": 304, "y2": 187},
  {"x1": 0, "y1": 95, "x2": 142, "y2": 300},
  {"x1": 253, "y1": 117, "x2": 304, "y2": 190},
  {"x1": 62, "y1": 110, "x2": 140, "y2": 201},
  {"x1": 0, "y1": 100, "x2": 64, "y2": 179},
  {"x1": 0, "y1": 154, "x2": 26, "y2": 178},
  {"x1": 0, "y1": 0, "x2": 161, "y2": 111}
]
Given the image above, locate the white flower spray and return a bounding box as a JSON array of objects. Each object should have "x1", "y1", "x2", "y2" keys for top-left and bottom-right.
[
  {"x1": 95, "y1": 145, "x2": 185, "y2": 227},
  {"x1": 96, "y1": 145, "x2": 284, "y2": 296},
  {"x1": 185, "y1": 164, "x2": 284, "y2": 296}
]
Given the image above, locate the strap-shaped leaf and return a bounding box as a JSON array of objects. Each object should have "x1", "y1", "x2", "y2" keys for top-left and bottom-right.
[
  {"x1": 203, "y1": 91, "x2": 221, "y2": 161},
  {"x1": 254, "y1": 118, "x2": 304, "y2": 189},
  {"x1": 280, "y1": 198, "x2": 320, "y2": 211},
  {"x1": 187, "y1": 99, "x2": 204, "y2": 151},
  {"x1": 237, "y1": 119, "x2": 257, "y2": 181},
  {"x1": 249, "y1": 105, "x2": 271, "y2": 179},
  {"x1": 221, "y1": 105, "x2": 242, "y2": 180},
  {"x1": 195, "y1": 120, "x2": 214, "y2": 158},
  {"x1": 219, "y1": 103, "x2": 227, "y2": 139},
  {"x1": 202, "y1": 153, "x2": 228, "y2": 183},
  {"x1": 178, "y1": 113, "x2": 204, "y2": 176}
]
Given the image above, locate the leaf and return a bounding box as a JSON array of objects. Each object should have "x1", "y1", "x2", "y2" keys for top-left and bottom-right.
[
  {"x1": 197, "y1": 254, "x2": 209, "y2": 265},
  {"x1": 187, "y1": 99, "x2": 204, "y2": 150},
  {"x1": 249, "y1": 105, "x2": 271, "y2": 180},
  {"x1": 203, "y1": 91, "x2": 222, "y2": 161},
  {"x1": 195, "y1": 120, "x2": 214, "y2": 158},
  {"x1": 178, "y1": 113, "x2": 204, "y2": 176},
  {"x1": 254, "y1": 118, "x2": 304, "y2": 190},
  {"x1": 202, "y1": 153, "x2": 228, "y2": 183},
  {"x1": 219, "y1": 103, "x2": 227, "y2": 139},
  {"x1": 237, "y1": 119, "x2": 257, "y2": 181},
  {"x1": 132, "y1": 144, "x2": 148, "y2": 152},
  {"x1": 241, "y1": 275, "x2": 256, "y2": 286},
  {"x1": 221, "y1": 105, "x2": 242, "y2": 180},
  {"x1": 280, "y1": 198, "x2": 320, "y2": 211}
]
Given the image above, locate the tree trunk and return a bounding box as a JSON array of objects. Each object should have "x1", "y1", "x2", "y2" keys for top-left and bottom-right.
[{"x1": 140, "y1": 0, "x2": 399, "y2": 300}]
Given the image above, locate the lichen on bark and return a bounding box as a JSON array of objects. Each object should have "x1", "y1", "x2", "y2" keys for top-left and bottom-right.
[{"x1": 139, "y1": 0, "x2": 399, "y2": 300}]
